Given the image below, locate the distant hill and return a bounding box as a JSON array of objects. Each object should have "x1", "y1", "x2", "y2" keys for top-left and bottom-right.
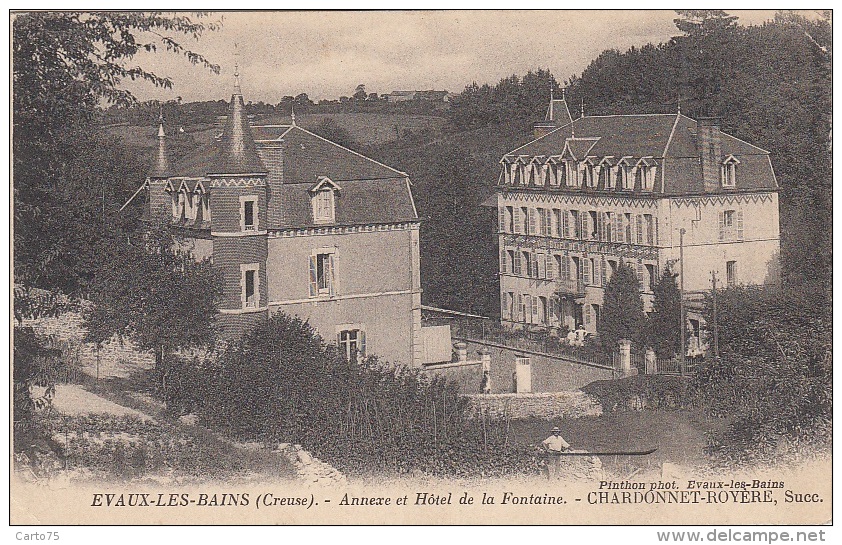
[{"x1": 104, "y1": 111, "x2": 451, "y2": 155}]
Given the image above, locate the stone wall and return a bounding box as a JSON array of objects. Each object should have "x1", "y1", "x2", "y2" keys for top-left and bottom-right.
[
  {"x1": 464, "y1": 391, "x2": 602, "y2": 420},
  {"x1": 426, "y1": 339, "x2": 613, "y2": 395},
  {"x1": 19, "y1": 313, "x2": 155, "y2": 379}
]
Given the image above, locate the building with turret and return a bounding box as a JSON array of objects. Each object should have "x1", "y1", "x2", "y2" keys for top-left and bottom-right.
[
  {"x1": 137, "y1": 68, "x2": 423, "y2": 366},
  {"x1": 494, "y1": 96, "x2": 780, "y2": 343}
]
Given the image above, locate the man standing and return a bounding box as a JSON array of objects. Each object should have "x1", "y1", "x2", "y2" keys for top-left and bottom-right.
[{"x1": 542, "y1": 426, "x2": 571, "y2": 479}]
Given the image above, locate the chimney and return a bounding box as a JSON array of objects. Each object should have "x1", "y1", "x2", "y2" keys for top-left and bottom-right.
[{"x1": 697, "y1": 117, "x2": 722, "y2": 192}]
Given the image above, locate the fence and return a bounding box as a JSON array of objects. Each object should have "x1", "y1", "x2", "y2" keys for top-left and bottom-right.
[{"x1": 422, "y1": 307, "x2": 610, "y2": 368}]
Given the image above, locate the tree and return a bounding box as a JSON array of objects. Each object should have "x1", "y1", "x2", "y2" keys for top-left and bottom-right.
[
  {"x1": 13, "y1": 12, "x2": 220, "y2": 293},
  {"x1": 696, "y1": 286, "x2": 831, "y2": 461},
  {"x1": 598, "y1": 261, "x2": 646, "y2": 353},
  {"x1": 647, "y1": 270, "x2": 682, "y2": 358},
  {"x1": 82, "y1": 224, "x2": 222, "y2": 402},
  {"x1": 673, "y1": 10, "x2": 738, "y2": 36},
  {"x1": 353, "y1": 83, "x2": 368, "y2": 101}
]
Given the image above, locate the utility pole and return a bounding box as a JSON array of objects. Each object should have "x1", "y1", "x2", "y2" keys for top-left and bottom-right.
[
  {"x1": 711, "y1": 270, "x2": 720, "y2": 359},
  {"x1": 679, "y1": 228, "x2": 686, "y2": 375}
]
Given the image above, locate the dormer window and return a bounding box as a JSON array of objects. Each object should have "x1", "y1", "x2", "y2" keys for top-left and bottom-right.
[
  {"x1": 564, "y1": 160, "x2": 579, "y2": 187},
  {"x1": 599, "y1": 159, "x2": 615, "y2": 189},
  {"x1": 635, "y1": 158, "x2": 656, "y2": 191},
  {"x1": 721, "y1": 155, "x2": 739, "y2": 188},
  {"x1": 309, "y1": 176, "x2": 340, "y2": 224},
  {"x1": 313, "y1": 190, "x2": 334, "y2": 223},
  {"x1": 617, "y1": 158, "x2": 633, "y2": 190},
  {"x1": 581, "y1": 160, "x2": 596, "y2": 188}
]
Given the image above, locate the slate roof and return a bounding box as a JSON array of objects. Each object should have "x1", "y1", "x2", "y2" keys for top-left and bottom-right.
[
  {"x1": 148, "y1": 122, "x2": 172, "y2": 178},
  {"x1": 171, "y1": 93, "x2": 267, "y2": 177},
  {"x1": 253, "y1": 124, "x2": 408, "y2": 183},
  {"x1": 277, "y1": 178, "x2": 418, "y2": 228},
  {"x1": 504, "y1": 113, "x2": 777, "y2": 195}
]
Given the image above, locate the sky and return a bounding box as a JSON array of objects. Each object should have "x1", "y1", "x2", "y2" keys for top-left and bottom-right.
[{"x1": 124, "y1": 10, "x2": 795, "y2": 104}]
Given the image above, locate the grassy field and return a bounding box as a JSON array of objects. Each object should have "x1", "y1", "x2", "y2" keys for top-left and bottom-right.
[
  {"x1": 505, "y1": 409, "x2": 730, "y2": 477},
  {"x1": 105, "y1": 111, "x2": 450, "y2": 151}
]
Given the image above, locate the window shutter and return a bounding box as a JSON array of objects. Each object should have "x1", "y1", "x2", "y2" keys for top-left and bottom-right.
[
  {"x1": 616, "y1": 214, "x2": 624, "y2": 243},
  {"x1": 580, "y1": 213, "x2": 586, "y2": 240},
  {"x1": 531, "y1": 253, "x2": 539, "y2": 278},
  {"x1": 308, "y1": 256, "x2": 318, "y2": 297},
  {"x1": 544, "y1": 209, "x2": 552, "y2": 235},
  {"x1": 327, "y1": 254, "x2": 336, "y2": 295},
  {"x1": 517, "y1": 295, "x2": 523, "y2": 321},
  {"x1": 546, "y1": 254, "x2": 555, "y2": 280},
  {"x1": 637, "y1": 260, "x2": 644, "y2": 290},
  {"x1": 737, "y1": 210, "x2": 744, "y2": 240},
  {"x1": 528, "y1": 208, "x2": 536, "y2": 234},
  {"x1": 525, "y1": 296, "x2": 533, "y2": 323},
  {"x1": 583, "y1": 257, "x2": 590, "y2": 285},
  {"x1": 601, "y1": 257, "x2": 607, "y2": 286},
  {"x1": 593, "y1": 258, "x2": 600, "y2": 286},
  {"x1": 537, "y1": 253, "x2": 546, "y2": 279},
  {"x1": 531, "y1": 295, "x2": 539, "y2": 320},
  {"x1": 359, "y1": 330, "x2": 366, "y2": 357},
  {"x1": 513, "y1": 207, "x2": 521, "y2": 234},
  {"x1": 584, "y1": 304, "x2": 591, "y2": 325},
  {"x1": 562, "y1": 210, "x2": 569, "y2": 238},
  {"x1": 719, "y1": 211, "x2": 725, "y2": 241},
  {"x1": 563, "y1": 254, "x2": 570, "y2": 280},
  {"x1": 500, "y1": 248, "x2": 507, "y2": 274},
  {"x1": 636, "y1": 215, "x2": 643, "y2": 244},
  {"x1": 654, "y1": 217, "x2": 659, "y2": 245},
  {"x1": 499, "y1": 207, "x2": 506, "y2": 232}
]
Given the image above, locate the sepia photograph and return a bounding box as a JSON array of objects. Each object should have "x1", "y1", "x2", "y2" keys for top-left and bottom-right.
[{"x1": 9, "y1": 8, "x2": 832, "y2": 531}]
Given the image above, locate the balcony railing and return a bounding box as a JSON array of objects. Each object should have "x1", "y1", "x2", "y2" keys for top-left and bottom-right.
[{"x1": 555, "y1": 278, "x2": 586, "y2": 298}]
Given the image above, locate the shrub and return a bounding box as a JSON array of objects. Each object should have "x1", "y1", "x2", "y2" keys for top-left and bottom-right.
[
  {"x1": 191, "y1": 312, "x2": 542, "y2": 477},
  {"x1": 696, "y1": 286, "x2": 831, "y2": 462},
  {"x1": 582, "y1": 375, "x2": 697, "y2": 413}
]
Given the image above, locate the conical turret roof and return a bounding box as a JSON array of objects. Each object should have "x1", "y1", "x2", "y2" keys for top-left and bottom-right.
[
  {"x1": 148, "y1": 115, "x2": 172, "y2": 178},
  {"x1": 207, "y1": 92, "x2": 266, "y2": 176}
]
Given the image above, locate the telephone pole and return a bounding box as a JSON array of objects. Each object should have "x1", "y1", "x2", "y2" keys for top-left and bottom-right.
[{"x1": 679, "y1": 228, "x2": 686, "y2": 374}]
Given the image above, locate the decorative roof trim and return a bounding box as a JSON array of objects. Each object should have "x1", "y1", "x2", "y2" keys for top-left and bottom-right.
[
  {"x1": 722, "y1": 154, "x2": 741, "y2": 164},
  {"x1": 308, "y1": 176, "x2": 342, "y2": 194}
]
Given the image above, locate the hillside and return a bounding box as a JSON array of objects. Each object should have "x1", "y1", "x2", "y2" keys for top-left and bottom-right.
[{"x1": 104, "y1": 111, "x2": 451, "y2": 152}]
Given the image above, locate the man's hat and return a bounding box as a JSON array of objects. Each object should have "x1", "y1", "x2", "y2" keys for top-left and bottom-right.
[{"x1": 551, "y1": 427, "x2": 560, "y2": 432}]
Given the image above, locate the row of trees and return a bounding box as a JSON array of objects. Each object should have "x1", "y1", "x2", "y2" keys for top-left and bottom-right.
[{"x1": 596, "y1": 262, "x2": 681, "y2": 358}]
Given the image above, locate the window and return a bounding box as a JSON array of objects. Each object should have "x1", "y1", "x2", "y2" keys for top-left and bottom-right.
[
  {"x1": 582, "y1": 163, "x2": 596, "y2": 188},
  {"x1": 241, "y1": 196, "x2": 258, "y2": 231},
  {"x1": 312, "y1": 190, "x2": 335, "y2": 224},
  {"x1": 520, "y1": 207, "x2": 529, "y2": 234},
  {"x1": 624, "y1": 213, "x2": 632, "y2": 242},
  {"x1": 538, "y1": 296, "x2": 548, "y2": 324},
  {"x1": 338, "y1": 328, "x2": 366, "y2": 361},
  {"x1": 645, "y1": 264, "x2": 656, "y2": 292},
  {"x1": 726, "y1": 261, "x2": 737, "y2": 287},
  {"x1": 506, "y1": 250, "x2": 515, "y2": 274},
  {"x1": 240, "y1": 263, "x2": 260, "y2": 308},
  {"x1": 570, "y1": 210, "x2": 580, "y2": 239},
  {"x1": 513, "y1": 251, "x2": 523, "y2": 276},
  {"x1": 588, "y1": 211, "x2": 598, "y2": 239},
  {"x1": 506, "y1": 206, "x2": 514, "y2": 232},
  {"x1": 719, "y1": 209, "x2": 744, "y2": 241},
  {"x1": 309, "y1": 250, "x2": 335, "y2": 297},
  {"x1": 644, "y1": 214, "x2": 654, "y2": 245},
  {"x1": 601, "y1": 163, "x2": 614, "y2": 189},
  {"x1": 542, "y1": 208, "x2": 552, "y2": 236},
  {"x1": 721, "y1": 156, "x2": 739, "y2": 187},
  {"x1": 533, "y1": 208, "x2": 542, "y2": 235},
  {"x1": 176, "y1": 191, "x2": 186, "y2": 221},
  {"x1": 201, "y1": 193, "x2": 211, "y2": 224}
]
